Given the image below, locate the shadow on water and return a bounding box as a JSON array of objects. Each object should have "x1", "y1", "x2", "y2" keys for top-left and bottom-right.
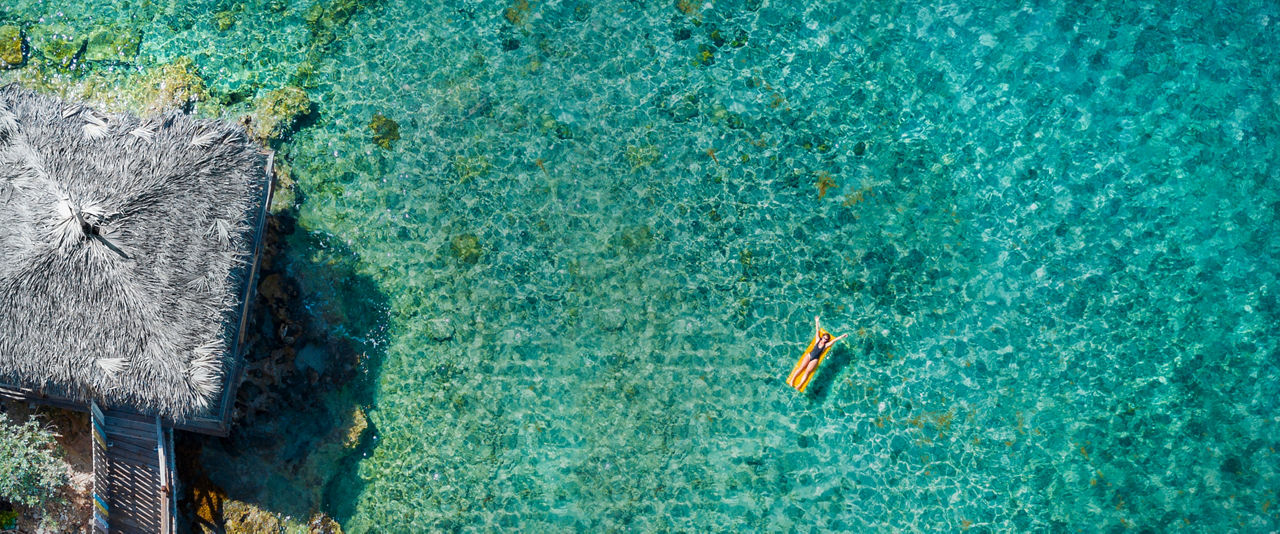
[{"x1": 176, "y1": 212, "x2": 389, "y2": 531}]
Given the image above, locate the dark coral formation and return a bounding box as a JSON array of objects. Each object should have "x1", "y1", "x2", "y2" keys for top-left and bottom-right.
[{"x1": 368, "y1": 113, "x2": 399, "y2": 149}]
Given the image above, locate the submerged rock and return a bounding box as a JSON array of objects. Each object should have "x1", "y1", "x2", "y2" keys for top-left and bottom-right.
[
  {"x1": 267, "y1": 161, "x2": 298, "y2": 213},
  {"x1": 252, "y1": 86, "x2": 311, "y2": 142},
  {"x1": 368, "y1": 113, "x2": 400, "y2": 149},
  {"x1": 307, "y1": 0, "x2": 365, "y2": 46},
  {"x1": 504, "y1": 0, "x2": 531, "y2": 25},
  {"x1": 215, "y1": 10, "x2": 237, "y2": 32},
  {"x1": 83, "y1": 25, "x2": 141, "y2": 63},
  {"x1": 27, "y1": 24, "x2": 85, "y2": 70},
  {"x1": 449, "y1": 233, "x2": 481, "y2": 264},
  {"x1": 427, "y1": 317, "x2": 455, "y2": 341},
  {"x1": 309, "y1": 513, "x2": 344, "y2": 534},
  {"x1": 625, "y1": 144, "x2": 660, "y2": 169},
  {"x1": 143, "y1": 57, "x2": 208, "y2": 112},
  {"x1": 598, "y1": 307, "x2": 627, "y2": 332},
  {"x1": 0, "y1": 26, "x2": 24, "y2": 69},
  {"x1": 295, "y1": 344, "x2": 329, "y2": 375},
  {"x1": 222, "y1": 500, "x2": 285, "y2": 534},
  {"x1": 611, "y1": 224, "x2": 654, "y2": 252},
  {"x1": 451, "y1": 154, "x2": 491, "y2": 182},
  {"x1": 342, "y1": 407, "x2": 370, "y2": 448}
]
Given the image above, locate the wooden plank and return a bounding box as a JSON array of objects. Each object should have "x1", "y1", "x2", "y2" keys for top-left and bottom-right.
[
  {"x1": 103, "y1": 424, "x2": 154, "y2": 438},
  {"x1": 168, "y1": 415, "x2": 228, "y2": 436},
  {"x1": 104, "y1": 415, "x2": 155, "y2": 430},
  {"x1": 107, "y1": 447, "x2": 157, "y2": 468},
  {"x1": 93, "y1": 493, "x2": 109, "y2": 516},
  {"x1": 107, "y1": 439, "x2": 158, "y2": 460},
  {"x1": 107, "y1": 446, "x2": 159, "y2": 468},
  {"x1": 105, "y1": 427, "x2": 159, "y2": 444},
  {"x1": 104, "y1": 429, "x2": 153, "y2": 442},
  {"x1": 104, "y1": 430, "x2": 156, "y2": 450},
  {"x1": 105, "y1": 430, "x2": 155, "y2": 445},
  {"x1": 104, "y1": 409, "x2": 155, "y2": 424},
  {"x1": 105, "y1": 438, "x2": 158, "y2": 466},
  {"x1": 105, "y1": 425, "x2": 159, "y2": 442}
]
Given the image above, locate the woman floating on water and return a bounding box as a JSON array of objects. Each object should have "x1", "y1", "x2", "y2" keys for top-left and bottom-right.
[{"x1": 786, "y1": 316, "x2": 848, "y2": 393}]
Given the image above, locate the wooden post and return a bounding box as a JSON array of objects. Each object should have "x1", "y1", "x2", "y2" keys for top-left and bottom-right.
[
  {"x1": 156, "y1": 416, "x2": 172, "y2": 534},
  {"x1": 90, "y1": 402, "x2": 109, "y2": 534}
]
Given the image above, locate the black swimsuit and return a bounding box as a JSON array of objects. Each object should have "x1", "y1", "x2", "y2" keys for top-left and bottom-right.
[{"x1": 806, "y1": 339, "x2": 829, "y2": 360}]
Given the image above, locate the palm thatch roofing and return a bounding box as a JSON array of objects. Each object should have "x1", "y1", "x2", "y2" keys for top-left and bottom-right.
[{"x1": 0, "y1": 84, "x2": 269, "y2": 419}]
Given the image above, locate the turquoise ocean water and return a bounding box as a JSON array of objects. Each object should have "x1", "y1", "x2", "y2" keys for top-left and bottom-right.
[{"x1": 5, "y1": 0, "x2": 1280, "y2": 531}]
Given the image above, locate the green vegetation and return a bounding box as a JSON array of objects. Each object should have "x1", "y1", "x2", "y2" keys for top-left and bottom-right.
[{"x1": 0, "y1": 412, "x2": 67, "y2": 508}]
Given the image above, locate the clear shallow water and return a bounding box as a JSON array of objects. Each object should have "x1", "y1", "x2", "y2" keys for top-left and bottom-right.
[{"x1": 6, "y1": 0, "x2": 1280, "y2": 531}]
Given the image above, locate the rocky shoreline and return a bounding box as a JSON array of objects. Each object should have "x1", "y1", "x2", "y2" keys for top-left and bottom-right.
[{"x1": 181, "y1": 213, "x2": 380, "y2": 534}]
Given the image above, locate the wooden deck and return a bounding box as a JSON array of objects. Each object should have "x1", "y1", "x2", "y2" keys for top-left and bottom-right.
[{"x1": 91, "y1": 402, "x2": 176, "y2": 534}]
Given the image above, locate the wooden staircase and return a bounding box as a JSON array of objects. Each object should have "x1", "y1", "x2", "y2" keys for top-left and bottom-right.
[{"x1": 91, "y1": 402, "x2": 176, "y2": 534}]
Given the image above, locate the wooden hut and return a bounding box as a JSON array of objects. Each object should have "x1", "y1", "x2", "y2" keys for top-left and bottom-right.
[{"x1": 0, "y1": 84, "x2": 272, "y2": 533}]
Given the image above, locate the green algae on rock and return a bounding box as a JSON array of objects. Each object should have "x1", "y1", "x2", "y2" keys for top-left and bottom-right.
[
  {"x1": 83, "y1": 25, "x2": 141, "y2": 63},
  {"x1": 252, "y1": 86, "x2": 312, "y2": 143},
  {"x1": 451, "y1": 154, "x2": 491, "y2": 182},
  {"x1": 267, "y1": 160, "x2": 299, "y2": 213},
  {"x1": 308, "y1": 513, "x2": 344, "y2": 534},
  {"x1": 0, "y1": 26, "x2": 23, "y2": 69},
  {"x1": 27, "y1": 24, "x2": 85, "y2": 70},
  {"x1": 215, "y1": 11, "x2": 237, "y2": 32},
  {"x1": 221, "y1": 499, "x2": 287, "y2": 534},
  {"x1": 503, "y1": 0, "x2": 532, "y2": 25},
  {"x1": 368, "y1": 113, "x2": 399, "y2": 149},
  {"x1": 142, "y1": 56, "x2": 207, "y2": 112},
  {"x1": 220, "y1": 499, "x2": 343, "y2": 532},
  {"x1": 306, "y1": 0, "x2": 367, "y2": 47},
  {"x1": 449, "y1": 233, "x2": 482, "y2": 264},
  {"x1": 624, "y1": 144, "x2": 660, "y2": 170}
]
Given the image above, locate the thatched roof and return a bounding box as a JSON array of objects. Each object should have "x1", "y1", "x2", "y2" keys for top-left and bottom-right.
[{"x1": 0, "y1": 84, "x2": 268, "y2": 418}]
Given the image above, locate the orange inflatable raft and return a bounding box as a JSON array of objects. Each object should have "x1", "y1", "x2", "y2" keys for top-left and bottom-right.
[{"x1": 786, "y1": 328, "x2": 834, "y2": 393}]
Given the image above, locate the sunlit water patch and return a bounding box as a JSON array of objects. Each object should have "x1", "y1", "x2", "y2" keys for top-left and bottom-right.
[{"x1": 281, "y1": 1, "x2": 1280, "y2": 530}]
